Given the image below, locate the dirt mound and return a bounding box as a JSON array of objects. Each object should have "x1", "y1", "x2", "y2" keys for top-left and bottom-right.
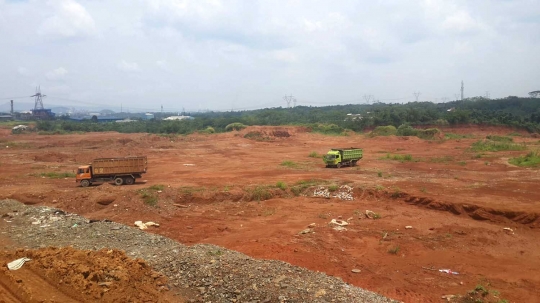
[
  {"x1": 0, "y1": 247, "x2": 175, "y2": 302},
  {"x1": 402, "y1": 194, "x2": 540, "y2": 227}
]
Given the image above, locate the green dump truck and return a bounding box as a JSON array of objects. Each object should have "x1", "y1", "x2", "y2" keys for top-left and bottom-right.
[{"x1": 323, "y1": 148, "x2": 363, "y2": 168}]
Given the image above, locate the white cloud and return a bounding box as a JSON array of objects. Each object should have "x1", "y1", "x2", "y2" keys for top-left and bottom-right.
[
  {"x1": 117, "y1": 60, "x2": 140, "y2": 72},
  {"x1": 17, "y1": 67, "x2": 29, "y2": 76},
  {"x1": 38, "y1": 0, "x2": 96, "y2": 38},
  {"x1": 45, "y1": 67, "x2": 68, "y2": 80},
  {"x1": 442, "y1": 11, "x2": 486, "y2": 33}
]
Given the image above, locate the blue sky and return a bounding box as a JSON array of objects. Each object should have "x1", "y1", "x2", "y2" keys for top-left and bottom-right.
[{"x1": 0, "y1": 0, "x2": 539, "y2": 112}]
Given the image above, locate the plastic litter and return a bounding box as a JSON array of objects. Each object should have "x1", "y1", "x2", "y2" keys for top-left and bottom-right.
[
  {"x1": 134, "y1": 221, "x2": 160, "y2": 230},
  {"x1": 7, "y1": 257, "x2": 31, "y2": 270},
  {"x1": 439, "y1": 269, "x2": 459, "y2": 275}
]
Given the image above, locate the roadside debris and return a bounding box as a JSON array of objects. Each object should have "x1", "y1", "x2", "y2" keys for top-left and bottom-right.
[
  {"x1": 439, "y1": 269, "x2": 459, "y2": 275},
  {"x1": 365, "y1": 210, "x2": 377, "y2": 219},
  {"x1": 405, "y1": 226, "x2": 413, "y2": 229},
  {"x1": 312, "y1": 185, "x2": 354, "y2": 201},
  {"x1": 351, "y1": 269, "x2": 361, "y2": 273},
  {"x1": 441, "y1": 294, "x2": 456, "y2": 302},
  {"x1": 329, "y1": 219, "x2": 349, "y2": 231},
  {"x1": 503, "y1": 227, "x2": 514, "y2": 234},
  {"x1": 7, "y1": 257, "x2": 31, "y2": 270},
  {"x1": 134, "y1": 221, "x2": 160, "y2": 230}
]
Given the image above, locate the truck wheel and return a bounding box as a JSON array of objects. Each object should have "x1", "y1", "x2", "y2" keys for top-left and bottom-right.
[
  {"x1": 124, "y1": 177, "x2": 134, "y2": 185},
  {"x1": 337, "y1": 163, "x2": 342, "y2": 168},
  {"x1": 352, "y1": 160, "x2": 357, "y2": 167},
  {"x1": 80, "y1": 180, "x2": 90, "y2": 187},
  {"x1": 114, "y1": 177, "x2": 124, "y2": 186}
]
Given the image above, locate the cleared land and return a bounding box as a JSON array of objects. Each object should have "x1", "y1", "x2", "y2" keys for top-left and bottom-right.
[{"x1": 1, "y1": 125, "x2": 539, "y2": 302}]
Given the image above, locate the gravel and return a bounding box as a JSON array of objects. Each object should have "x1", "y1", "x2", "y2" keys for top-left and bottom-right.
[{"x1": 1, "y1": 199, "x2": 399, "y2": 303}]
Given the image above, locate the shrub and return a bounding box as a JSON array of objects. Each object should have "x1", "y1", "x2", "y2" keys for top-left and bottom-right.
[
  {"x1": 396, "y1": 124, "x2": 418, "y2": 136},
  {"x1": 225, "y1": 122, "x2": 247, "y2": 131},
  {"x1": 370, "y1": 125, "x2": 397, "y2": 137},
  {"x1": 416, "y1": 128, "x2": 441, "y2": 140},
  {"x1": 310, "y1": 123, "x2": 345, "y2": 135}
]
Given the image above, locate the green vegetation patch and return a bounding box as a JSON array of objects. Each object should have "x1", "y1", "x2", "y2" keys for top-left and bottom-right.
[
  {"x1": 445, "y1": 133, "x2": 474, "y2": 139},
  {"x1": 509, "y1": 151, "x2": 540, "y2": 167},
  {"x1": 225, "y1": 122, "x2": 247, "y2": 131},
  {"x1": 370, "y1": 125, "x2": 397, "y2": 137},
  {"x1": 471, "y1": 140, "x2": 526, "y2": 152},
  {"x1": 308, "y1": 151, "x2": 320, "y2": 158},
  {"x1": 138, "y1": 184, "x2": 165, "y2": 207},
  {"x1": 246, "y1": 185, "x2": 273, "y2": 201},
  {"x1": 291, "y1": 179, "x2": 327, "y2": 196},
  {"x1": 309, "y1": 123, "x2": 346, "y2": 135},
  {"x1": 486, "y1": 135, "x2": 513, "y2": 142},
  {"x1": 380, "y1": 153, "x2": 416, "y2": 162}
]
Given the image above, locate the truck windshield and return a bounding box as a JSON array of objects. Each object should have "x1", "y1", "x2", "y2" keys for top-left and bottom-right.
[
  {"x1": 77, "y1": 169, "x2": 84, "y2": 174},
  {"x1": 327, "y1": 155, "x2": 336, "y2": 159}
]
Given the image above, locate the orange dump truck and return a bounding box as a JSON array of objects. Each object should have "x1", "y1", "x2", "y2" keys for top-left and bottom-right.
[{"x1": 76, "y1": 156, "x2": 147, "y2": 187}]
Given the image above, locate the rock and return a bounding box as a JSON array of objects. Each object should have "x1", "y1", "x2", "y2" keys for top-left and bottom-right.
[
  {"x1": 351, "y1": 269, "x2": 361, "y2": 273},
  {"x1": 299, "y1": 228, "x2": 312, "y2": 235},
  {"x1": 308, "y1": 223, "x2": 316, "y2": 228},
  {"x1": 405, "y1": 226, "x2": 413, "y2": 229}
]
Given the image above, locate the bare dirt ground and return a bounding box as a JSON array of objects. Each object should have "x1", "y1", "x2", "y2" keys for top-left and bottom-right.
[{"x1": 1, "y1": 125, "x2": 539, "y2": 302}]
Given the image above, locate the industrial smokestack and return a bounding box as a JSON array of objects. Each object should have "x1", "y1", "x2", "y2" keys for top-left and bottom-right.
[{"x1": 10, "y1": 100, "x2": 13, "y2": 115}]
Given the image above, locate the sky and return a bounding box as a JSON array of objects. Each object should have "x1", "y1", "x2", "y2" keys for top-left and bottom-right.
[{"x1": 0, "y1": 0, "x2": 539, "y2": 112}]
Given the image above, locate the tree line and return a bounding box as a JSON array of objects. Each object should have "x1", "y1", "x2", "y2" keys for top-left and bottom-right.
[{"x1": 36, "y1": 96, "x2": 540, "y2": 135}]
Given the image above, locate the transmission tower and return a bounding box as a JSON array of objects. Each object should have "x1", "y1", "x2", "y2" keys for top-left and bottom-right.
[
  {"x1": 485, "y1": 91, "x2": 490, "y2": 99},
  {"x1": 461, "y1": 81, "x2": 464, "y2": 100},
  {"x1": 363, "y1": 94, "x2": 373, "y2": 104},
  {"x1": 283, "y1": 94, "x2": 295, "y2": 108},
  {"x1": 30, "y1": 86, "x2": 46, "y2": 110},
  {"x1": 413, "y1": 91, "x2": 421, "y2": 102}
]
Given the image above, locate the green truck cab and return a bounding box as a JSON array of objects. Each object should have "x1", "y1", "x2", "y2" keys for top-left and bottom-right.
[{"x1": 323, "y1": 148, "x2": 363, "y2": 168}]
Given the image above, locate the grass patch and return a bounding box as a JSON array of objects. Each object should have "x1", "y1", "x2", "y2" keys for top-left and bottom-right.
[
  {"x1": 281, "y1": 160, "x2": 299, "y2": 168},
  {"x1": 261, "y1": 207, "x2": 276, "y2": 216},
  {"x1": 370, "y1": 125, "x2": 397, "y2": 137},
  {"x1": 148, "y1": 184, "x2": 165, "y2": 191},
  {"x1": 381, "y1": 153, "x2": 416, "y2": 162},
  {"x1": 445, "y1": 133, "x2": 474, "y2": 139},
  {"x1": 377, "y1": 171, "x2": 383, "y2": 177},
  {"x1": 276, "y1": 181, "x2": 287, "y2": 190},
  {"x1": 388, "y1": 246, "x2": 400, "y2": 255},
  {"x1": 291, "y1": 179, "x2": 327, "y2": 196},
  {"x1": 34, "y1": 172, "x2": 76, "y2": 179},
  {"x1": 390, "y1": 187, "x2": 402, "y2": 198},
  {"x1": 509, "y1": 151, "x2": 540, "y2": 167},
  {"x1": 458, "y1": 161, "x2": 467, "y2": 166},
  {"x1": 247, "y1": 185, "x2": 273, "y2": 201},
  {"x1": 138, "y1": 185, "x2": 165, "y2": 207},
  {"x1": 328, "y1": 184, "x2": 339, "y2": 192},
  {"x1": 308, "y1": 151, "x2": 320, "y2": 158},
  {"x1": 486, "y1": 135, "x2": 513, "y2": 142},
  {"x1": 470, "y1": 140, "x2": 526, "y2": 152}
]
